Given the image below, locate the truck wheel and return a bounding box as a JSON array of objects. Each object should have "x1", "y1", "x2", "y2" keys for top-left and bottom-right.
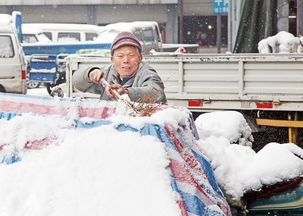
[
  {"x1": 50, "y1": 87, "x2": 64, "y2": 97},
  {"x1": 27, "y1": 80, "x2": 40, "y2": 89},
  {"x1": 0, "y1": 85, "x2": 5, "y2": 92}
]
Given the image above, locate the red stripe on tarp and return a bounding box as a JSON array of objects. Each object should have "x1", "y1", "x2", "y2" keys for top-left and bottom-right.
[
  {"x1": 0, "y1": 100, "x2": 66, "y2": 115},
  {"x1": 25, "y1": 136, "x2": 57, "y2": 150},
  {"x1": 170, "y1": 159, "x2": 210, "y2": 198},
  {"x1": 77, "y1": 106, "x2": 116, "y2": 119},
  {"x1": 177, "y1": 200, "x2": 189, "y2": 216},
  {"x1": 0, "y1": 100, "x2": 116, "y2": 119},
  {"x1": 165, "y1": 126, "x2": 206, "y2": 178}
]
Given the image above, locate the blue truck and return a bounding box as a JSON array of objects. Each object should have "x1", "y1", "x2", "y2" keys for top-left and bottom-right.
[
  {"x1": 23, "y1": 42, "x2": 110, "y2": 94},
  {"x1": 11, "y1": 12, "x2": 111, "y2": 94},
  {"x1": 22, "y1": 38, "x2": 111, "y2": 94}
]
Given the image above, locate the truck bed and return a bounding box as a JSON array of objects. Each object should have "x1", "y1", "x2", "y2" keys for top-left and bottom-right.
[{"x1": 65, "y1": 53, "x2": 303, "y2": 112}]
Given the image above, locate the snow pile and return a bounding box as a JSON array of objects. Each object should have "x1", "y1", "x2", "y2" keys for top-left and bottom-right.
[
  {"x1": 0, "y1": 110, "x2": 183, "y2": 216},
  {"x1": 195, "y1": 111, "x2": 253, "y2": 147},
  {"x1": 258, "y1": 31, "x2": 302, "y2": 53},
  {"x1": 195, "y1": 111, "x2": 303, "y2": 202}
]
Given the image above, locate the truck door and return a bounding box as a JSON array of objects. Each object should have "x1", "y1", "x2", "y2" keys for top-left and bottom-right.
[{"x1": 0, "y1": 34, "x2": 27, "y2": 93}]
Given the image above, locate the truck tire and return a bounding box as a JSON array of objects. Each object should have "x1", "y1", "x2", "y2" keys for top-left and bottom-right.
[
  {"x1": 0, "y1": 85, "x2": 5, "y2": 92},
  {"x1": 27, "y1": 80, "x2": 40, "y2": 89},
  {"x1": 50, "y1": 87, "x2": 64, "y2": 97}
]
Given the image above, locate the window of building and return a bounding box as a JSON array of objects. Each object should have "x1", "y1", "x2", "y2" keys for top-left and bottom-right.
[{"x1": 183, "y1": 16, "x2": 228, "y2": 47}]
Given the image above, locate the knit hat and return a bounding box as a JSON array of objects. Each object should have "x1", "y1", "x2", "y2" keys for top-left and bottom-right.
[{"x1": 111, "y1": 31, "x2": 142, "y2": 55}]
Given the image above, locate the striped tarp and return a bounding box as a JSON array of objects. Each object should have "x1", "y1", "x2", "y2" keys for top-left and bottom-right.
[{"x1": 0, "y1": 93, "x2": 231, "y2": 216}]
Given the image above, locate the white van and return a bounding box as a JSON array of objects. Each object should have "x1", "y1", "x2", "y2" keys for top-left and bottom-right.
[
  {"x1": 21, "y1": 26, "x2": 51, "y2": 44},
  {"x1": 22, "y1": 23, "x2": 105, "y2": 43},
  {"x1": 0, "y1": 14, "x2": 27, "y2": 94},
  {"x1": 96, "y1": 21, "x2": 163, "y2": 55}
]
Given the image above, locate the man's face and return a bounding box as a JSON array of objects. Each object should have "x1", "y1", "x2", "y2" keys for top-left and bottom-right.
[{"x1": 111, "y1": 45, "x2": 142, "y2": 78}]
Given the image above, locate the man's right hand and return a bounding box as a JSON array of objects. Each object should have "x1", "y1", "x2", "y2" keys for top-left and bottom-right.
[{"x1": 88, "y1": 68, "x2": 105, "y2": 83}]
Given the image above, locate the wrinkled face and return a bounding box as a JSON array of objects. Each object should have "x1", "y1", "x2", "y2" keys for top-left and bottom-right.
[{"x1": 111, "y1": 45, "x2": 142, "y2": 78}]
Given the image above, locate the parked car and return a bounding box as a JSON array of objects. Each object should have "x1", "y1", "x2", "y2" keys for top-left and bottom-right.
[
  {"x1": 96, "y1": 21, "x2": 198, "y2": 54},
  {"x1": 96, "y1": 21, "x2": 163, "y2": 55},
  {"x1": 0, "y1": 13, "x2": 27, "y2": 94}
]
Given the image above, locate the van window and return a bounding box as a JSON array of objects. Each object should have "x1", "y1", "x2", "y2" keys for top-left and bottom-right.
[
  {"x1": 86, "y1": 32, "x2": 98, "y2": 41},
  {"x1": 58, "y1": 32, "x2": 80, "y2": 42},
  {"x1": 23, "y1": 34, "x2": 38, "y2": 43},
  {"x1": 133, "y1": 30, "x2": 143, "y2": 42},
  {"x1": 0, "y1": 36, "x2": 14, "y2": 58},
  {"x1": 36, "y1": 33, "x2": 52, "y2": 43},
  {"x1": 142, "y1": 29, "x2": 154, "y2": 43},
  {"x1": 43, "y1": 32, "x2": 52, "y2": 41}
]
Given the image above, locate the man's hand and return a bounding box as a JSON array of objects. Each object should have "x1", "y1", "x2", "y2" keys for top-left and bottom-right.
[
  {"x1": 89, "y1": 68, "x2": 105, "y2": 83},
  {"x1": 105, "y1": 84, "x2": 128, "y2": 99}
]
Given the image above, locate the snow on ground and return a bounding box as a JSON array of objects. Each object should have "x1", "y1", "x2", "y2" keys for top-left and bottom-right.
[
  {"x1": 0, "y1": 87, "x2": 301, "y2": 215},
  {"x1": 27, "y1": 86, "x2": 50, "y2": 96}
]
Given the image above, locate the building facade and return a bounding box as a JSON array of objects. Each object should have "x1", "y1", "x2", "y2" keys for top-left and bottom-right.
[{"x1": 0, "y1": 0, "x2": 228, "y2": 47}]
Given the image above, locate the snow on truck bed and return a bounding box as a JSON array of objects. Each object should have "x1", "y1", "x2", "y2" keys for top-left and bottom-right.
[{"x1": 0, "y1": 93, "x2": 231, "y2": 216}]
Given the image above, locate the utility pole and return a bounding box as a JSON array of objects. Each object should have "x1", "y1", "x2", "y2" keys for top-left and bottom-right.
[
  {"x1": 217, "y1": 15, "x2": 222, "y2": 53},
  {"x1": 297, "y1": 0, "x2": 303, "y2": 36},
  {"x1": 277, "y1": 0, "x2": 289, "y2": 32},
  {"x1": 179, "y1": 0, "x2": 184, "y2": 43}
]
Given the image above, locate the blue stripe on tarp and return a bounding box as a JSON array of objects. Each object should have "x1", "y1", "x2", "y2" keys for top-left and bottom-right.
[
  {"x1": 181, "y1": 191, "x2": 225, "y2": 216},
  {"x1": 0, "y1": 155, "x2": 21, "y2": 165},
  {"x1": 72, "y1": 119, "x2": 111, "y2": 128},
  {"x1": 179, "y1": 191, "x2": 207, "y2": 215},
  {"x1": 192, "y1": 150, "x2": 224, "y2": 197},
  {"x1": 140, "y1": 124, "x2": 177, "y2": 150},
  {"x1": 116, "y1": 124, "x2": 139, "y2": 132},
  {"x1": 0, "y1": 112, "x2": 21, "y2": 120},
  {"x1": 0, "y1": 111, "x2": 112, "y2": 129}
]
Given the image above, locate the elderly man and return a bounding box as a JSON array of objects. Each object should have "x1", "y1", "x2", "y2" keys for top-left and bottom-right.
[{"x1": 72, "y1": 32, "x2": 166, "y2": 104}]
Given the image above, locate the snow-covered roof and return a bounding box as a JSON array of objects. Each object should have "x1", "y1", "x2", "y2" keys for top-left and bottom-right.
[
  {"x1": 0, "y1": 14, "x2": 12, "y2": 26},
  {"x1": 0, "y1": 14, "x2": 15, "y2": 33},
  {"x1": 22, "y1": 26, "x2": 43, "y2": 34}
]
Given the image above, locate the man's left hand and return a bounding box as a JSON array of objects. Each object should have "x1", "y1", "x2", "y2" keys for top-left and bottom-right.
[{"x1": 105, "y1": 84, "x2": 128, "y2": 99}]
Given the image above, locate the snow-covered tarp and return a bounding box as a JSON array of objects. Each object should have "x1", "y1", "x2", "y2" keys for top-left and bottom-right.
[{"x1": 0, "y1": 93, "x2": 231, "y2": 216}]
